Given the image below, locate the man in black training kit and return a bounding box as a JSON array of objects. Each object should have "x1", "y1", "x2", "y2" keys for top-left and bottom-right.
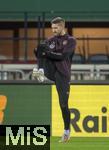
[{"x1": 32, "y1": 17, "x2": 76, "y2": 142}]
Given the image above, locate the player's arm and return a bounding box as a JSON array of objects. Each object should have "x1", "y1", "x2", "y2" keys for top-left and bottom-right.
[
  {"x1": 45, "y1": 38, "x2": 76, "y2": 61},
  {"x1": 45, "y1": 51, "x2": 72, "y2": 60}
]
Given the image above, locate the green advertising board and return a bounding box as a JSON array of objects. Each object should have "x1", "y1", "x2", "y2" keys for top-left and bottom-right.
[{"x1": 0, "y1": 82, "x2": 51, "y2": 125}]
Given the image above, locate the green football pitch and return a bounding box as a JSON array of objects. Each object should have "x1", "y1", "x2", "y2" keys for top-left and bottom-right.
[
  {"x1": 50, "y1": 137, "x2": 109, "y2": 150},
  {"x1": 0, "y1": 136, "x2": 109, "y2": 150}
]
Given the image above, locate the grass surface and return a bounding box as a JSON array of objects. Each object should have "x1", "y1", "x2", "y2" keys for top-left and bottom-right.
[
  {"x1": 50, "y1": 137, "x2": 109, "y2": 150},
  {"x1": 1, "y1": 136, "x2": 109, "y2": 150}
]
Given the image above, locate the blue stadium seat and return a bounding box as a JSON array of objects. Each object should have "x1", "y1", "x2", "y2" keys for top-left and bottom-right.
[
  {"x1": 87, "y1": 54, "x2": 109, "y2": 64},
  {"x1": 72, "y1": 54, "x2": 85, "y2": 64}
]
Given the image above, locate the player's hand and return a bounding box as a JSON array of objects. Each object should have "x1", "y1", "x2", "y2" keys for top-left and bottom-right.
[{"x1": 32, "y1": 68, "x2": 45, "y2": 82}]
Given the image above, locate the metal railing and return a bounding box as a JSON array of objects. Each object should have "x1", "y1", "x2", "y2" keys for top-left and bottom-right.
[
  {"x1": 0, "y1": 64, "x2": 109, "y2": 81},
  {"x1": 0, "y1": 70, "x2": 25, "y2": 80}
]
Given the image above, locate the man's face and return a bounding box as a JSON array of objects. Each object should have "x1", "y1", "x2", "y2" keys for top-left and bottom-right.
[{"x1": 51, "y1": 23, "x2": 64, "y2": 36}]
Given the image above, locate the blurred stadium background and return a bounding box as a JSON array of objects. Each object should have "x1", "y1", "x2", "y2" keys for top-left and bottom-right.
[
  {"x1": 0, "y1": 0, "x2": 109, "y2": 80},
  {"x1": 0, "y1": 0, "x2": 109, "y2": 149}
]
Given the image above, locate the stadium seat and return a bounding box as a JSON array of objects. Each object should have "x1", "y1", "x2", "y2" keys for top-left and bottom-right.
[
  {"x1": 72, "y1": 54, "x2": 85, "y2": 64},
  {"x1": 0, "y1": 55, "x2": 7, "y2": 60},
  {"x1": 87, "y1": 54, "x2": 109, "y2": 64}
]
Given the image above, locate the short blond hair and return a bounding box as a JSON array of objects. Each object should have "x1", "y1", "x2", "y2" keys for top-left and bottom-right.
[{"x1": 51, "y1": 17, "x2": 65, "y2": 24}]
